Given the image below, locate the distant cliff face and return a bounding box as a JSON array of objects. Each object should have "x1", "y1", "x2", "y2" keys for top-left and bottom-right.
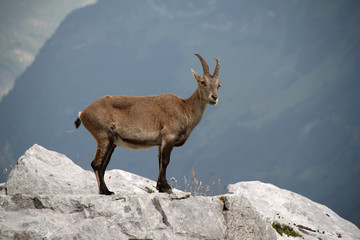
[
  {"x1": 0, "y1": 145, "x2": 359, "y2": 239},
  {"x1": 0, "y1": 1, "x2": 359, "y2": 228}
]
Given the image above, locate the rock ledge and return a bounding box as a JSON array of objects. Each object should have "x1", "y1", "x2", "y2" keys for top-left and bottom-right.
[{"x1": 0, "y1": 144, "x2": 359, "y2": 240}]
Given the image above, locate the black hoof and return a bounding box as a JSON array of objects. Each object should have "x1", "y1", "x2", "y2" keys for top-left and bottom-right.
[
  {"x1": 156, "y1": 182, "x2": 173, "y2": 194},
  {"x1": 100, "y1": 190, "x2": 114, "y2": 195}
]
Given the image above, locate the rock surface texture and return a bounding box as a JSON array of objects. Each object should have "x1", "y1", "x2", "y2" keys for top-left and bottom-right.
[{"x1": 0, "y1": 144, "x2": 359, "y2": 239}]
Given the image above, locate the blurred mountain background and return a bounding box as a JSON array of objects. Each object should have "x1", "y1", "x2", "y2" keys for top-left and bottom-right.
[{"x1": 0, "y1": 0, "x2": 359, "y2": 227}]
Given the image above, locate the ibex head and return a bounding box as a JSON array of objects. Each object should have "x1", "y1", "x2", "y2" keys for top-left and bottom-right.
[{"x1": 191, "y1": 54, "x2": 221, "y2": 106}]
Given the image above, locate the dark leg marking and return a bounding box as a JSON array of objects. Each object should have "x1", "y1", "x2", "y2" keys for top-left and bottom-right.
[{"x1": 156, "y1": 142, "x2": 174, "y2": 193}]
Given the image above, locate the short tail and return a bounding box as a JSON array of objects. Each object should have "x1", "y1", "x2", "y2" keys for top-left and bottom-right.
[
  {"x1": 75, "y1": 111, "x2": 82, "y2": 129},
  {"x1": 68, "y1": 112, "x2": 82, "y2": 133}
]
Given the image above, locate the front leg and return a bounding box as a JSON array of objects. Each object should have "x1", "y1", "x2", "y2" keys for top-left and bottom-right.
[{"x1": 156, "y1": 142, "x2": 174, "y2": 193}]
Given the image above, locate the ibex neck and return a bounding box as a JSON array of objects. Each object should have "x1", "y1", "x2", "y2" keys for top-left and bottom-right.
[{"x1": 184, "y1": 87, "x2": 208, "y2": 127}]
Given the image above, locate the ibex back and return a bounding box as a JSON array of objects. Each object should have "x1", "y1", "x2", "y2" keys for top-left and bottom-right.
[{"x1": 75, "y1": 54, "x2": 221, "y2": 194}]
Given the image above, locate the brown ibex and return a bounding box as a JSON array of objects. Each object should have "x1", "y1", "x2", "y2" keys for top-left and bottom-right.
[{"x1": 74, "y1": 54, "x2": 221, "y2": 194}]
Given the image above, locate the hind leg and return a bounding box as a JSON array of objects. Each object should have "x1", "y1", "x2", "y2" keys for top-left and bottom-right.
[
  {"x1": 91, "y1": 140, "x2": 116, "y2": 195},
  {"x1": 99, "y1": 144, "x2": 116, "y2": 194}
]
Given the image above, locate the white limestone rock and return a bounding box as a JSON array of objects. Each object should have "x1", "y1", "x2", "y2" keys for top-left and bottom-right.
[
  {"x1": 228, "y1": 181, "x2": 360, "y2": 240},
  {"x1": 5, "y1": 144, "x2": 157, "y2": 196},
  {"x1": 0, "y1": 144, "x2": 358, "y2": 240},
  {"x1": 0, "y1": 144, "x2": 274, "y2": 239}
]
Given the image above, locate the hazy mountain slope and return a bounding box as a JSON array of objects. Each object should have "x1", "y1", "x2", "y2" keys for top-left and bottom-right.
[
  {"x1": 0, "y1": 0, "x2": 359, "y2": 226},
  {"x1": 0, "y1": 0, "x2": 95, "y2": 101}
]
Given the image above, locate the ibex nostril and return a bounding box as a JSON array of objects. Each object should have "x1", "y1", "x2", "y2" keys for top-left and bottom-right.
[{"x1": 211, "y1": 95, "x2": 218, "y2": 100}]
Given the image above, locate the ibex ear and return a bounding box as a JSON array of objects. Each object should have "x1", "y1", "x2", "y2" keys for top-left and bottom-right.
[{"x1": 191, "y1": 69, "x2": 202, "y2": 82}]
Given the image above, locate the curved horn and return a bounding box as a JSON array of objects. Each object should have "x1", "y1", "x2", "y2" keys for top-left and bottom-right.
[
  {"x1": 195, "y1": 53, "x2": 209, "y2": 75},
  {"x1": 213, "y1": 58, "x2": 220, "y2": 77}
]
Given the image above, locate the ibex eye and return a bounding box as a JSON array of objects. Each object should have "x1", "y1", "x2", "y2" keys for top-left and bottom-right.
[{"x1": 201, "y1": 81, "x2": 207, "y2": 86}]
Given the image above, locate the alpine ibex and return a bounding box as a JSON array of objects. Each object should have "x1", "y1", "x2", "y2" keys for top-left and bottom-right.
[{"x1": 74, "y1": 54, "x2": 221, "y2": 194}]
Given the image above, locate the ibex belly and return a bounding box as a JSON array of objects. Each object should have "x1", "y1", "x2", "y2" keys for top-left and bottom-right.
[
  {"x1": 114, "y1": 129, "x2": 161, "y2": 150},
  {"x1": 114, "y1": 138, "x2": 153, "y2": 150}
]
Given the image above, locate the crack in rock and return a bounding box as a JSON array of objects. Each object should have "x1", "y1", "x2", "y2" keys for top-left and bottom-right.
[
  {"x1": 152, "y1": 197, "x2": 171, "y2": 228},
  {"x1": 32, "y1": 197, "x2": 46, "y2": 209},
  {"x1": 169, "y1": 192, "x2": 191, "y2": 200}
]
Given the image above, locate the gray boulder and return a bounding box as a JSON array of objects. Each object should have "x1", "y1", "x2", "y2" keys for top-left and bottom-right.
[
  {"x1": 0, "y1": 144, "x2": 358, "y2": 239},
  {"x1": 228, "y1": 182, "x2": 360, "y2": 240}
]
